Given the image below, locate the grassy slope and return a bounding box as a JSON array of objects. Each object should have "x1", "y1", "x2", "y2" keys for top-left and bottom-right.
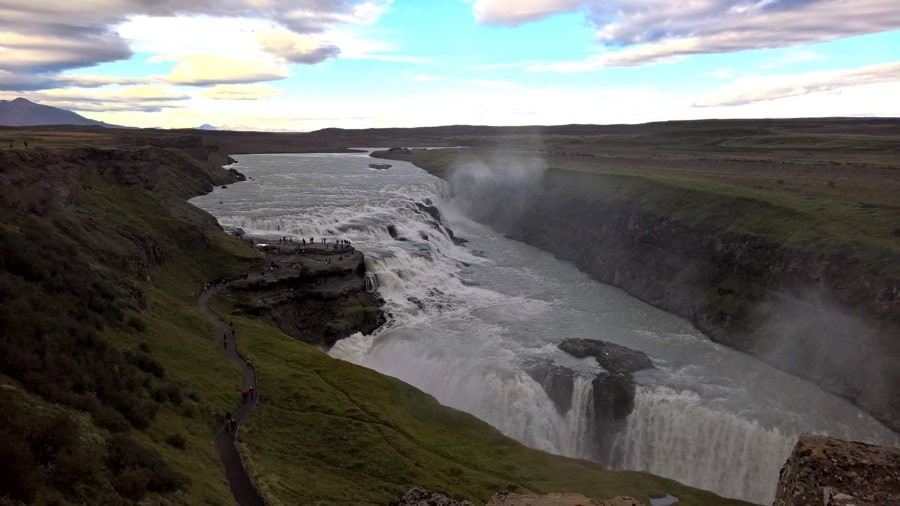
[{"x1": 88, "y1": 175, "x2": 261, "y2": 504}]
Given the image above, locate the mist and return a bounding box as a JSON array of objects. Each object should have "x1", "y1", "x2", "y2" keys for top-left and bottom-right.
[{"x1": 447, "y1": 151, "x2": 548, "y2": 229}]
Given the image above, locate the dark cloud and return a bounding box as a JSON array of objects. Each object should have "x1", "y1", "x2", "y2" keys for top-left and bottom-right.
[
  {"x1": 0, "y1": 0, "x2": 386, "y2": 90},
  {"x1": 256, "y1": 29, "x2": 343, "y2": 64},
  {"x1": 0, "y1": 27, "x2": 132, "y2": 74},
  {"x1": 284, "y1": 44, "x2": 341, "y2": 64}
]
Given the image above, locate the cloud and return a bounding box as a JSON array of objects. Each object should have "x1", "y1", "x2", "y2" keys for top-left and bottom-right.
[
  {"x1": 476, "y1": 0, "x2": 900, "y2": 68},
  {"x1": 0, "y1": 70, "x2": 151, "y2": 92},
  {"x1": 201, "y1": 83, "x2": 283, "y2": 100},
  {"x1": 473, "y1": 0, "x2": 584, "y2": 25},
  {"x1": 255, "y1": 28, "x2": 341, "y2": 64},
  {"x1": 29, "y1": 86, "x2": 190, "y2": 113},
  {"x1": 0, "y1": 28, "x2": 131, "y2": 72},
  {"x1": 694, "y1": 61, "x2": 900, "y2": 107},
  {"x1": 152, "y1": 54, "x2": 289, "y2": 85},
  {"x1": 0, "y1": 1, "x2": 391, "y2": 88}
]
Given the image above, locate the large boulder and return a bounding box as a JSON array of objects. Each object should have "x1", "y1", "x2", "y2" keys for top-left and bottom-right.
[
  {"x1": 773, "y1": 434, "x2": 900, "y2": 506},
  {"x1": 559, "y1": 338, "x2": 653, "y2": 373},
  {"x1": 391, "y1": 487, "x2": 474, "y2": 506},
  {"x1": 591, "y1": 371, "x2": 635, "y2": 421}
]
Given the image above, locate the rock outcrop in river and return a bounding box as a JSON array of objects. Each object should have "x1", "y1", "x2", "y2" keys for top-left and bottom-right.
[{"x1": 525, "y1": 339, "x2": 653, "y2": 459}]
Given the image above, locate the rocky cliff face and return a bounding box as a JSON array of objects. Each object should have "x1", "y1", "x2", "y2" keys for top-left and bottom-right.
[
  {"x1": 223, "y1": 242, "x2": 384, "y2": 348},
  {"x1": 773, "y1": 434, "x2": 900, "y2": 506},
  {"x1": 449, "y1": 167, "x2": 900, "y2": 432}
]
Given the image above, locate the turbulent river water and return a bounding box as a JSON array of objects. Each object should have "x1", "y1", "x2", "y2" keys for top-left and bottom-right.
[{"x1": 190, "y1": 152, "x2": 899, "y2": 504}]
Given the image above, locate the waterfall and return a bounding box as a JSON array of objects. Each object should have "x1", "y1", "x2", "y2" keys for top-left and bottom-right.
[
  {"x1": 191, "y1": 152, "x2": 900, "y2": 506},
  {"x1": 608, "y1": 386, "x2": 796, "y2": 504},
  {"x1": 559, "y1": 375, "x2": 595, "y2": 458}
]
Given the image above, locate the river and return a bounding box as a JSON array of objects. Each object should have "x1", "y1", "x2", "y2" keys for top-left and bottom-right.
[{"x1": 190, "y1": 152, "x2": 899, "y2": 504}]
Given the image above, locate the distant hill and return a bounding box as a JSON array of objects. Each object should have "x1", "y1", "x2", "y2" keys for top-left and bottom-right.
[
  {"x1": 196, "y1": 123, "x2": 217, "y2": 131},
  {"x1": 0, "y1": 97, "x2": 113, "y2": 127}
]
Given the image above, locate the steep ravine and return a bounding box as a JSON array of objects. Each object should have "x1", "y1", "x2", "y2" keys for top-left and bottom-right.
[{"x1": 446, "y1": 166, "x2": 900, "y2": 433}]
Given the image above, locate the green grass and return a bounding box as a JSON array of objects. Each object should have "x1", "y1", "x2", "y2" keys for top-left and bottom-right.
[{"x1": 594, "y1": 172, "x2": 900, "y2": 277}]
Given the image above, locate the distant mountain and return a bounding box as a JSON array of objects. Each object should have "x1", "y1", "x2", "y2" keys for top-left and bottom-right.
[
  {"x1": 196, "y1": 123, "x2": 217, "y2": 131},
  {"x1": 0, "y1": 97, "x2": 112, "y2": 127}
]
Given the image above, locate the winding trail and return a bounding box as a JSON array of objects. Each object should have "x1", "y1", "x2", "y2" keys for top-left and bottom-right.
[{"x1": 199, "y1": 285, "x2": 266, "y2": 506}]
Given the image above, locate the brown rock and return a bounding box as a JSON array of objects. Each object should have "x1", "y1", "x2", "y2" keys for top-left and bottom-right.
[
  {"x1": 391, "y1": 487, "x2": 474, "y2": 506},
  {"x1": 773, "y1": 434, "x2": 900, "y2": 506},
  {"x1": 486, "y1": 492, "x2": 645, "y2": 506}
]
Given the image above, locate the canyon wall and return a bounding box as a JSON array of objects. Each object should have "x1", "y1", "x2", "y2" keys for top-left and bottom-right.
[{"x1": 449, "y1": 167, "x2": 900, "y2": 433}]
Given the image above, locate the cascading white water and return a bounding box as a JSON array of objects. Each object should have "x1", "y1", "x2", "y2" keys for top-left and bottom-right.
[
  {"x1": 609, "y1": 386, "x2": 798, "y2": 502},
  {"x1": 190, "y1": 152, "x2": 900, "y2": 505}
]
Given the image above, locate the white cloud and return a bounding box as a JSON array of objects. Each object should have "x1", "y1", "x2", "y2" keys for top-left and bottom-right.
[
  {"x1": 31, "y1": 85, "x2": 190, "y2": 112},
  {"x1": 324, "y1": 29, "x2": 426, "y2": 63},
  {"x1": 473, "y1": 0, "x2": 584, "y2": 25},
  {"x1": 152, "y1": 53, "x2": 289, "y2": 85},
  {"x1": 477, "y1": 0, "x2": 900, "y2": 68},
  {"x1": 0, "y1": 1, "x2": 391, "y2": 88},
  {"x1": 694, "y1": 61, "x2": 900, "y2": 107},
  {"x1": 201, "y1": 83, "x2": 283, "y2": 100}
]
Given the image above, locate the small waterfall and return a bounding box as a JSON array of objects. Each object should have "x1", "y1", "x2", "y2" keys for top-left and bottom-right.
[
  {"x1": 364, "y1": 272, "x2": 378, "y2": 293},
  {"x1": 559, "y1": 375, "x2": 594, "y2": 458}
]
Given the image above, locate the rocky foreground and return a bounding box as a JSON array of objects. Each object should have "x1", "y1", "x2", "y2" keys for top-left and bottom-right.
[
  {"x1": 392, "y1": 487, "x2": 646, "y2": 506},
  {"x1": 774, "y1": 434, "x2": 900, "y2": 506}
]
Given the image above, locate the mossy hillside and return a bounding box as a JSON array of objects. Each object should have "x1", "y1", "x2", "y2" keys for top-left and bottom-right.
[
  {"x1": 0, "y1": 144, "x2": 258, "y2": 504},
  {"x1": 211, "y1": 303, "x2": 749, "y2": 506},
  {"x1": 87, "y1": 156, "x2": 263, "y2": 503}
]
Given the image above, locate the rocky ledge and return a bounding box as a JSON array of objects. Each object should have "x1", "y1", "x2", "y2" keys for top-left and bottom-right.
[
  {"x1": 558, "y1": 338, "x2": 653, "y2": 373},
  {"x1": 223, "y1": 239, "x2": 385, "y2": 348},
  {"x1": 773, "y1": 434, "x2": 900, "y2": 506},
  {"x1": 391, "y1": 488, "x2": 647, "y2": 506}
]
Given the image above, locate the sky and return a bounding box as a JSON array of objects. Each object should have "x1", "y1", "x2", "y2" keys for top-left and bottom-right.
[{"x1": 1, "y1": 0, "x2": 899, "y2": 131}]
